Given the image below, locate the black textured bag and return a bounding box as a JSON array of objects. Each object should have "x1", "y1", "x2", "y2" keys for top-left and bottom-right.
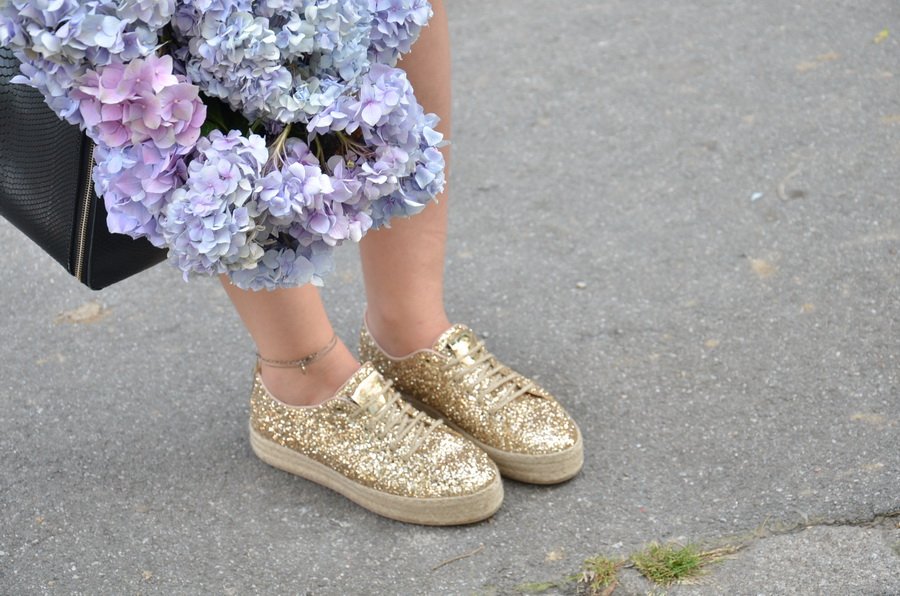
[{"x1": 0, "y1": 47, "x2": 167, "y2": 290}]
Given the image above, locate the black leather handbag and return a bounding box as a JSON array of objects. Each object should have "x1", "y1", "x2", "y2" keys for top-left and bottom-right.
[{"x1": 0, "y1": 47, "x2": 167, "y2": 290}]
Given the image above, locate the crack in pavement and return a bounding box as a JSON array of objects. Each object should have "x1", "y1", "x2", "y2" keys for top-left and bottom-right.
[{"x1": 725, "y1": 508, "x2": 900, "y2": 548}]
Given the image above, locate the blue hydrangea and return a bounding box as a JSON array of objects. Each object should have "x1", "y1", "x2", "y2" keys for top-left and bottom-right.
[
  {"x1": 11, "y1": 57, "x2": 83, "y2": 125},
  {"x1": 160, "y1": 130, "x2": 270, "y2": 279},
  {"x1": 228, "y1": 241, "x2": 334, "y2": 290},
  {"x1": 172, "y1": 0, "x2": 372, "y2": 123},
  {"x1": 368, "y1": 0, "x2": 432, "y2": 65}
]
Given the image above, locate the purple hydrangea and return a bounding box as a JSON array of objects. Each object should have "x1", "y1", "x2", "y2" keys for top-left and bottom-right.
[
  {"x1": 252, "y1": 138, "x2": 372, "y2": 249},
  {"x1": 92, "y1": 141, "x2": 189, "y2": 246}
]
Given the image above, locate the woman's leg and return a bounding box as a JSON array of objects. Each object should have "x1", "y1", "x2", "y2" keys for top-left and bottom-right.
[
  {"x1": 218, "y1": 274, "x2": 360, "y2": 406},
  {"x1": 358, "y1": 0, "x2": 453, "y2": 357},
  {"x1": 221, "y1": 2, "x2": 451, "y2": 402}
]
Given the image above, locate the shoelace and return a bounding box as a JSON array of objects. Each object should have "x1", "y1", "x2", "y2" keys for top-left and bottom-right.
[
  {"x1": 349, "y1": 378, "x2": 443, "y2": 461},
  {"x1": 440, "y1": 339, "x2": 541, "y2": 413}
]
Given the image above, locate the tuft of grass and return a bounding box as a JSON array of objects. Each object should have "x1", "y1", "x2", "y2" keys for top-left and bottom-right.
[
  {"x1": 579, "y1": 555, "x2": 626, "y2": 595},
  {"x1": 517, "y1": 542, "x2": 742, "y2": 594},
  {"x1": 632, "y1": 542, "x2": 736, "y2": 586},
  {"x1": 632, "y1": 542, "x2": 702, "y2": 585}
]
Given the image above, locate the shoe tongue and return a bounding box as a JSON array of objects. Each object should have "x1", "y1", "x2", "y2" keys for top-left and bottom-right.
[
  {"x1": 433, "y1": 324, "x2": 480, "y2": 364},
  {"x1": 340, "y1": 362, "x2": 390, "y2": 412}
]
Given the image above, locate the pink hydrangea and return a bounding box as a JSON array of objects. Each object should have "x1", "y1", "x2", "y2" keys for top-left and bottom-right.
[{"x1": 72, "y1": 54, "x2": 206, "y2": 150}]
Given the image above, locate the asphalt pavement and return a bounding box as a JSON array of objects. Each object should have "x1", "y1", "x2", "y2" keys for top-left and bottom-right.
[{"x1": 1, "y1": 1, "x2": 898, "y2": 594}]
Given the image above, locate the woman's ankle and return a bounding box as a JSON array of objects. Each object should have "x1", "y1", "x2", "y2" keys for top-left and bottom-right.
[
  {"x1": 259, "y1": 341, "x2": 361, "y2": 407},
  {"x1": 364, "y1": 306, "x2": 451, "y2": 357}
]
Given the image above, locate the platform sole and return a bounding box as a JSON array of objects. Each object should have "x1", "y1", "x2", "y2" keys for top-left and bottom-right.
[
  {"x1": 249, "y1": 422, "x2": 504, "y2": 526},
  {"x1": 401, "y1": 396, "x2": 584, "y2": 485}
]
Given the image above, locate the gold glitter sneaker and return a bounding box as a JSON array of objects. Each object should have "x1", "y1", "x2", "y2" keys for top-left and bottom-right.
[
  {"x1": 248, "y1": 361, "x2": 503, "y2": 525},
  {"x1": 359, "y1": 318, "x2": 584, "y2": 485}
]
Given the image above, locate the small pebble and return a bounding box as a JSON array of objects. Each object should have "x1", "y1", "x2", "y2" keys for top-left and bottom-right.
[
  {"x1": 751, "y1": 191, "x2": 764, "y2": 202},
  {"x1": 575, "y1": 281, "x2": 587, "y2": 289}
]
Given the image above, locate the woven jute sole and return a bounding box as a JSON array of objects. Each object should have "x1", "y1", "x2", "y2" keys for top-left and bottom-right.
[
  {"x1": 249, "y1": 422, "x2": 504, "y2": 526},
  {"x1": 401, "y1": 395, "x2": 584, "y2": 485}
]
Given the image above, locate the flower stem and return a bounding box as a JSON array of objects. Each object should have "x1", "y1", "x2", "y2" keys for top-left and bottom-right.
[
  {"x1": 311, "y1": 136, "x2": 326, "y2": 165},
  {"x1": 336, "y1": 131, "x2": 368, "y2": 158},
  {"x1": 267, "y1": 122, "x2": 294, "y2": 169}
]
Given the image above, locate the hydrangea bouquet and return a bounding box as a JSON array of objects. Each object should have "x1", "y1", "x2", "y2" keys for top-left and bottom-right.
[{"x1": 0, "y1": 0, "x2": 444, "y2": 289}]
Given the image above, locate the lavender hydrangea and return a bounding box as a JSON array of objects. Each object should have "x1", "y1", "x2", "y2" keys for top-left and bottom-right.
[
  {"x1": 308, "y1": 63, "x2": 446, "y2": 228},
  {"x1": 2, "y1": 0, "x2": 444, "y2": 291},
  {"x1": 371, "y1": 141, "x2": 444, "y2": 228},
  {"x1": 254, "y1": 138, "x2": 333, "y2": 224},
  {"x1": 160, "y1": 130, "x2": 270, "y2": 279},
  {"x1": 264, "y1": 138, "x2": 375, "y2": 246},
  {"x1": 309, "y1": 64, "x2": 422, "y2": 151},
  {"x1": 11, "y1": 58, "x2": 84, "y2": 124}
]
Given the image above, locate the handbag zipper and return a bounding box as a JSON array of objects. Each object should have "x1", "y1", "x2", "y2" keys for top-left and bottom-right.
[{"x1": 72, "y1": 140, "x2": 95, "y2": 282}]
